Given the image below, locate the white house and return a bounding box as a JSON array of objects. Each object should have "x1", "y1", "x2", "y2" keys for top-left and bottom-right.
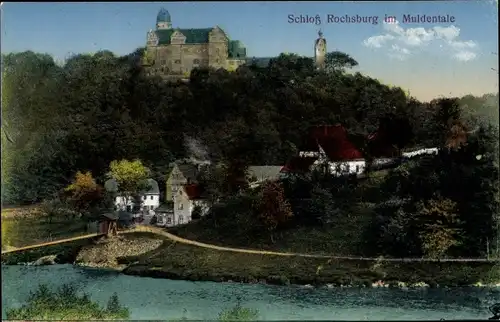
[
  {"x1": 172, "y1": 184, "x2": 210, "y2": 226},
  {"x1": 104, "y1": 178, "x2": 160, "y2": 215}
]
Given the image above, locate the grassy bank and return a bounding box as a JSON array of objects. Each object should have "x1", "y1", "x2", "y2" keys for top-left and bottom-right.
[
  {"x1": 1, "y1": 207, "x2": 87, "y2": 249},
  {"x1": 169, "y1": 202, "x2": 376, "y2": 256},
  {"x1": 118, "y1": 233, "x2": 500, "y2": 287}
]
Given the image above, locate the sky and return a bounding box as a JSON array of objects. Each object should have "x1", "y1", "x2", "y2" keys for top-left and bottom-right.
[{"x1": 1, "y1": 1, "x2": 498, "y2": 101}]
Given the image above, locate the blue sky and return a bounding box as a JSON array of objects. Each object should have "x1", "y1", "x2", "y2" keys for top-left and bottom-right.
[{"x1": 2, "y1": 1, "x2": 498, "y2": 101}]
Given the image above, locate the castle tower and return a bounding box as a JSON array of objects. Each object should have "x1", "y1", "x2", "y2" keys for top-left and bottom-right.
[
  {"x1": 156, "y1": 8, "x2": 172, "y2": 30},
  {"x1": 314, "y1": 30, "x2": 327, "y2": 70}
]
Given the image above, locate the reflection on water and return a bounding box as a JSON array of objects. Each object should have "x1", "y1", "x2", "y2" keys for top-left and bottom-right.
[{"x1": 2, "y1": 265, "x2": 498, "y2": 320}]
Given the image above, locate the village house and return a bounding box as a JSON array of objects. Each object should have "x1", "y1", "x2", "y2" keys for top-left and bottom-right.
[
  {"x1": 104, "y1": 178, "x2": 160, "y2": 214},
  {"x1": 166, "y1": 161, "x2": 207, "y2": 202},
  {"x1": 172, "y1": 183, "x2": 210, "y2": 226},
  {"x1": 281, "y1": 125, "x2": 439, "y2": 176},
  {"x1": 281, "y1": 125, "x2": 402, "y2": 176}
]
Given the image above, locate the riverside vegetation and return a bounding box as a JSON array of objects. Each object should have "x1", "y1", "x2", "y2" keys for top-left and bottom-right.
[
  {"x1": 1, "y1": 49, "x2": 499, "y2": 286},
  {"x1": 5, "y1": 283, "x2": 259, "y2": 321}
]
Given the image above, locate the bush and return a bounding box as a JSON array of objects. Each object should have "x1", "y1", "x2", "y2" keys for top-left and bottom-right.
[
  {"x1": 40, "y1": 198, "x2": 80, "y2": 222},
  {"x1": 6, "y1": 284, "x2": 130, "y2": 320},
  {"x1": 218, "y1": 302, "x2": 259, "y2": 321}
]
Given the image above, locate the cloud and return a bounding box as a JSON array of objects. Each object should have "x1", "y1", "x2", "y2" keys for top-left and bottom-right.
[
  {"x1": 363, "y1": 20, "x2": 479, "y2": 62},
  {"x1": 362, "y1": 34, "x2": 395, "y2": 48},
  {"x1": 454, "y1": 51, "x2": 477, "y2": 62},
  {"x1": 389, "y1": 44, "x2": 411, "y2": 60}
]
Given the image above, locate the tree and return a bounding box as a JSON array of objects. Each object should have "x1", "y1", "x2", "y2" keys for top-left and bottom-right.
[
  {"x1": 324, "y1": 51, "x2": 359, "y2": 73},
  {"x1": 64, "y1": 171, "x2": 106, "y2": 219},
  {"x1": 416, "y1": 198, "x2": 463, "y2": 259},
  {"x1": 107, "y1": 159, "x2": 150, "y2": 210},
  {"x1": 257, "y1": 181, "x2": 293, "y2": 242}
]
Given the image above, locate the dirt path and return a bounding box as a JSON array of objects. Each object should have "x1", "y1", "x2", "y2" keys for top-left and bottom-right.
[{"x1": 129, "y1": 225, "x2": 499, "y2": 263}]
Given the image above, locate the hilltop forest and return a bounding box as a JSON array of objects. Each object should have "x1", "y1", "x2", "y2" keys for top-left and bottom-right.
[{"x1": 2, "y1": 49, "x2": 499, "y2": 258}]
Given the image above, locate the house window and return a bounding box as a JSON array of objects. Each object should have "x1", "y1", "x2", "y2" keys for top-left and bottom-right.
[
  {"x1": 356, "y1": 165, "x2": 360, "y2": 173},
  {"x1": 175, "y1": 60, "x2": 181, "y2": 64},
  {"x1": 126, "y1": 205, "x2": 132, "y2": 212},
  {"x1": 150, "y1": 205, "x2": 154, "y2": 210},
  {"x1": 178, "y1": 203, "x2": 183, "y2": 210},
  {"x1": 150, "y1": 195, "x2": 153, "y2": 200},
  {"x1": 167, "y1": 217, "x2": 172, "y2": 224},
  {"x1": 143, "y1": 196, "x2": 146, "y2": 200},
  {"x1": 193, "y1": 59, "x2": 200, "y2": 64},
  {"x1": 179, "y1": 216, "x2": 184, "y2": 224}
]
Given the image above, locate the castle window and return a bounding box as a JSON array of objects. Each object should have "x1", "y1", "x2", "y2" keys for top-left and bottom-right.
[
  {"x1": 193, "y1": 59, "x2": 200, "y2": 65},
  {"x1": 175, "y1": 60, "x2": 181, "y2": 64}
]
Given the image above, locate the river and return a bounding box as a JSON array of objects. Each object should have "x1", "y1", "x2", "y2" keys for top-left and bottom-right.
[{"x1": 2, "y1": 265, "x2": 499, "y2": 320}]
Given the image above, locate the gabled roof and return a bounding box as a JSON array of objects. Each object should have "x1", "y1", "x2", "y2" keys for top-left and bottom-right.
[
  {"x1": 303, "y1": 125, "x2": 364, "y2": 161},
  {"x1": 100, "y1": 212, "x2": 118, "y2": 221},
  {"x1": 104, "y1": 178, "x2": 160, "y2": 195},
  {"x1": 176, "y1": 163, "x2": 199, "y2": 182},
  {"x1": 248, "y1": 166, "x2": 283, "y2": 182}
]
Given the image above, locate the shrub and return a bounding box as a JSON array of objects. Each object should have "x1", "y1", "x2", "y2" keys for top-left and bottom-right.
[
  {"x1": 6, "y1": 284, "x2": 130, "y2": 320},
  {"x1": 218, "y1": 302, "x2": 259, "y2": 321}
]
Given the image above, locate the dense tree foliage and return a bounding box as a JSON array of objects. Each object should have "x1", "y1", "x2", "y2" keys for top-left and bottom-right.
[
  {"x1": 64, "y1": 171, "x2": 107, "y2": 219},
  {"x1": 1, "y1": 49, "x2": 498, "y2": 258}
]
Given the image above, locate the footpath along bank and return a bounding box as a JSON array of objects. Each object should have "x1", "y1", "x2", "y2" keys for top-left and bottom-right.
[{"x1": 2, "y1": 225, "x2": 500, "y2": 288}]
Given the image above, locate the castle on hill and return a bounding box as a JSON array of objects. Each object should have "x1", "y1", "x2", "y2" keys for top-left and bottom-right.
[{"x1": 143, "y1": 8, "x2": 327, "y2": 77}]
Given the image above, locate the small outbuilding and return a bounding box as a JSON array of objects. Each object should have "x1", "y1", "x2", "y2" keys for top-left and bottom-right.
[{"x1": 98, "y1": 212, "x2": 118, "y2": 237}]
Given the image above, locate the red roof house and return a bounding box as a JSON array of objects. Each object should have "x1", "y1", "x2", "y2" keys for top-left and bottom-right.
[{"x1": 281, "y1": 124, "x2": 401, "y2": 174}]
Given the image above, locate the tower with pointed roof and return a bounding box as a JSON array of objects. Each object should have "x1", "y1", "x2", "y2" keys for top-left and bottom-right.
[
  {"x1": 156, "y1": 8, "x2": 172, "y2": 30},
  {"x1": 314, "y1": 30, "x2": 327, "y2": 70}
]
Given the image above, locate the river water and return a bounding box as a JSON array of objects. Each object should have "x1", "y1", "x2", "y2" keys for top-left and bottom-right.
[{"x1": 2, "y1": 265, "x2": 499, "y2": 320}]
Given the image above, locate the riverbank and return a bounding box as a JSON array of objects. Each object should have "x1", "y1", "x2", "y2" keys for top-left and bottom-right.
[
  {"x1": 4, "y1": 265, "x2": 497, "y2": 321},
  {"x1": 2, "y1": 232, "x2": 499, "y2": 288}
]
